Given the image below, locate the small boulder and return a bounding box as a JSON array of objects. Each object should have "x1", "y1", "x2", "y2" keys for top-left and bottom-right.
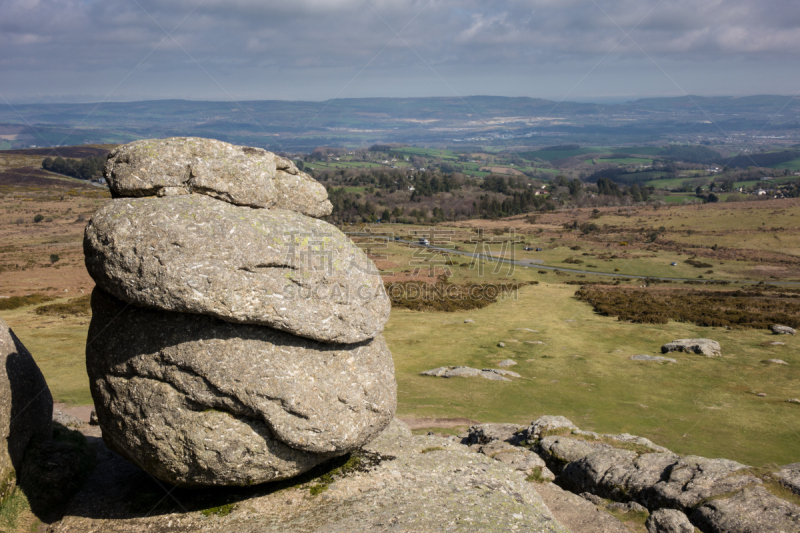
[
  {"x1": 771, "y1": 324, "x2": 797, "y2": 335},
  {"x1": 523, "y1": 415, "x2": 578, "y2": 442},
  {"x1": 764, "y1": 359, "x2": 789, "y2": 365},
  {"x1": 464, "y1": 319, "x2": 475, "y2": 323},
  {"x1": 497, "y1": 359, "x2": 518, "y2": 367},
  {"x1": 661, "y1": 338, "x2": 721, "y2": 357},
  {"x1": 645, "y1": 509, "x2": 694, "y2": 533},
  {"x1": 788, "y1": 398, "x2": 800, "y2": 405},
  {"x1": 498, "y1": 342, "x2": 506, "y2": 348}
]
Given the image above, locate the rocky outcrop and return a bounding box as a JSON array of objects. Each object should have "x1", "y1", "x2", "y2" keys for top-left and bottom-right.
[
  {"x1": 661, "y1": 338, "x2": 721, "y2": 357},
  {"x1": 0, "y1": 317, "x2": 53, "y2": 503},
  {"x1": 771, "y1": 324, "x2": 797, "y2": 335},
  {"x1": 104, "y1": 137, "x2": 332, "y2": 217},
  {"x1": 52, "y1": 420, "x2": 572, "y2": 532},
  {"x1": 458, "y1": 415, "x2": 800, "y2": 533},
  {"x1": 84, "y1": 195, "x2": 389, "y2": 344},
  {"x1": 84, "y1": 139, "x2": 395, "y2": 487},
  {"x1": 691, "y1": 486, "x2": 800, "y2": 533}
]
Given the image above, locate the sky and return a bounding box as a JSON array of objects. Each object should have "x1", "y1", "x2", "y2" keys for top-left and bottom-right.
[{"x1": 2, "y1": 0, "x2": 800, "y2": 104}]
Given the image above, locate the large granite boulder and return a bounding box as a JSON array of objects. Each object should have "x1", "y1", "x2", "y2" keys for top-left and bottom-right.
[
  {"x1": 87, "y1": 289, "x2": 395, "y2": 486},
  {"x1": 0, "y1": 317, "x2": 53, "y2": 502},
  {"x1": 84, "y1": 195, "x2": 389, "y2": 344},
  {"x1": 661, "y1": 338, "x2": 721, "y2": 357},
  {"x1": 104, "y1": 137, "x2": 332, "y2": 217}
]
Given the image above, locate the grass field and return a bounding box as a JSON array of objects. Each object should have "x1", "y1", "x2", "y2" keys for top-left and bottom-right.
[
  {"x1": 771, "y1": 158, "x2": 800, "y2": 171},
  {"x1": 386, "y1": 282, "x2": 800, "y2": 467},
  {"x1": 597, "y1": 157, "x2": 654, "y2": 165}
]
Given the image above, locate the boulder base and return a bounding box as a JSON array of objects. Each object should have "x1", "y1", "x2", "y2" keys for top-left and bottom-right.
[{"x1": 87, "y1": 289, "x2": 396, "y2": 486}]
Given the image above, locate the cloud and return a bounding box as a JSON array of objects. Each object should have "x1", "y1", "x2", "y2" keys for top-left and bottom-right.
[{"x1": 1, "y1": 0, "x2": 800, "y2": 101}]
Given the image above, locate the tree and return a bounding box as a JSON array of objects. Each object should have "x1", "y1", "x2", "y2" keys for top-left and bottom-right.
[
  {"x1": 381, "y1": 208, "x2": 391, "y2": 222},
  {"x1": 33, "y1": 214, "x2": 44, "y2": 223}
]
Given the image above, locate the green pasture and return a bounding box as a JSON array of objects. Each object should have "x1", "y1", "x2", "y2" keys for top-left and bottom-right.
[
  {"x1": 772, "y1": 158, "x2": 800, "y2": 171},
  {"x1": 386, "y1": 282, "x2": 800, "y2": 467},
  {"x1": 597, "y1": 157, "x2": 654, "y2": 165}
]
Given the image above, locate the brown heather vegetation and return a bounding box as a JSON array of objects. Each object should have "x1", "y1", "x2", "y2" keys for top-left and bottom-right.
[
  {"x1": 575, "y1": 285, "x2": 800, "y2": 329},
  {"x1": 34, "y1": 295, "x2": 91, "y2": 317},
  {"x1": 385, "y1": 281, "x2": 537, "y2": 312}
]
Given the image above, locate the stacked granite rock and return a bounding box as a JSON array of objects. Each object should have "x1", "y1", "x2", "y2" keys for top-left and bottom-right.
[{"x1": 84, "y1": 138, "x2": 395, "y2": 487}]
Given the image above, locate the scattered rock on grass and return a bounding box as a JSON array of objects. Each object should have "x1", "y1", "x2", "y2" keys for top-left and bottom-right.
[
  {"x1": 420, "y1": 366, "x2": 516, "y2": 381},
  {"x1": 464, "y1": 319, "x2": 475, "y2": 323},
  {"x1": 630, "y1": 354, "x2": 677, "y2": 363},
  {"x1": 498, "y1": 342, "x2": 506, "y2": 348},
  {"x1": 497, "y1": 359, "x2": 518, "y2": 367},
  {"x1": 788, "y1": 398, "x2": 800, "y2": 404},
  {"x1": 771, "y1": 324, "x2": 797, "y2": 335},
  {"x1": 485, "y1": 368, "x2": 521, "y2": 378},
  {"x1": 661, "y1": 338, "x2": 721, "y2": 357},
  {"x1": 764, "y1": 359, "x2": 789, "y2": 365}
]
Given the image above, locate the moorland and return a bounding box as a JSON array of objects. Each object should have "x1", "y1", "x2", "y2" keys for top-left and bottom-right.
[{"x1": 0, "y1": 140, "x2": 798, "y2": 475}]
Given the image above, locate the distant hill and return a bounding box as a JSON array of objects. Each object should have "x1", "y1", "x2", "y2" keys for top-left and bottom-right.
[{"x1": 1, "y1": 95, "x2": 799, "y2": 151}]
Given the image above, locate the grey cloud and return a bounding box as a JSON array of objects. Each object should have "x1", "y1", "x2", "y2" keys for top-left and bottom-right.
[{"x1": 1, "y1": 0, "x2": 800, "y2": 101}]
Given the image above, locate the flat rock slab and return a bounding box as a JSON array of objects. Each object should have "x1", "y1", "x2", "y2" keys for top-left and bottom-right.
[
  {"x1": 764, "y1": 359, "x2": 789, "y2": 365},
  {"x1": 497, "y1": 359, "x2": 518, "y2": 367},
  {"x1": 87, "y1": 289, "x2": 396, "y2": 486},
  {"x1": 84, "y1": 195, "x2": 389, "y2": 343},
  {"x1": 536, "y1": 483, "x2": 632, "y2": 533},
  {"x1": 105, "y1": 137, "x2": 332, "y2": 217},
  {"x1": 630, "y1": 354, "x2": 676, "y2": 363},
  {"x1": 661, "y1": 338, "x2": 721, "y2": 357},
  {"x1": 420, "y1": 366, "x2": 514, "y2": 381},
  {"x1": 53, "y1": 425, "x2": 570, "y2": 532}
]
